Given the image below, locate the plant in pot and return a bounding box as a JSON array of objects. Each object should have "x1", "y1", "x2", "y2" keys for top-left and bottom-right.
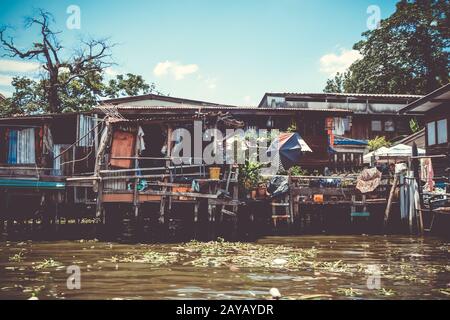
[
  {"x1": 257, "y1": 178, "x2": 268, "y2": 199},
  {"x1": 239, "y1": 160, "x2": 263, "y2": 199}
]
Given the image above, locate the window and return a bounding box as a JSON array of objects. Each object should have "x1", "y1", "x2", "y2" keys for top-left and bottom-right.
[
  {"x1": 427, "y1": 119, "x2": 448, "y2": 146},
  {"x1": 7, "y1": 128, "x2": 36, "y2": 164},
  {"x1": 371, "y1": 120, "x2": 382, "y2": 132},
  {"x1": 427, "y1": 122, "x2": 436, "y2": 145},
  {"x1": 437, "y1": 119, "x2": 448, "y2": 144},
  {"x1": 384, "y1": 119, "x2": 395, "y2": 132}
]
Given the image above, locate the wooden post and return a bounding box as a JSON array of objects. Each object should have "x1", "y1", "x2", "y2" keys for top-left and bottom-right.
[
  {"x1": 288, "y1": 172, "x2": 294, "y2": 225},
  {"x1": 411, "y1": 143, "x2": 424, "y2": 235},
  {"x1": 72, "y1": 114, "x2": 79, "y2": 176},
  {"x1": 384, "y1": 174, "x2": 399, "y2": 226},
  {"x1": 94, "y1": 121, "x2": 111, "y2": 218},
  {"x1": 133, "y1": 126, "x2": 140, "y2": 218}
]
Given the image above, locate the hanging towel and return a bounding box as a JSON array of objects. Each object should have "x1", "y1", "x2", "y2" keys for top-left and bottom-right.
[
  {"x1": 136, "y1": 126, "x2": 146, "y2": 153},
  {"x1": 420, "y1": 158, "x2": 435, "y2": 192},
  {"x1": 333, "y1": 117, "x2": 346, "y2": 136}
]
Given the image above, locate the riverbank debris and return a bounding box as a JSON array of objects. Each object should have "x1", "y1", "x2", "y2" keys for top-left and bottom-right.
[{"x1": 269, "y1": 288, "x2": 281, "y2": 299}]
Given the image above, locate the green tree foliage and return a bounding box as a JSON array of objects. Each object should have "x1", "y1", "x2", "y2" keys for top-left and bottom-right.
[
  {"x1": 0, "y1": 10, "x2": 159, "y2": 116},
  {"x1": 368, "y1": 136, "x2": 392, "y2": 152},
  {"x1": 324, "y1": 0, "x2": 449, "y2": 95},
  {"x1": 103, "y1": 73, "x2": 167, "y2": 98},
  {"x1": 409, "y1": 118, "x2": 421, "y2": 133},
  {"x1": 324, "y1": 72, "x2": 350, "y2": 93}
]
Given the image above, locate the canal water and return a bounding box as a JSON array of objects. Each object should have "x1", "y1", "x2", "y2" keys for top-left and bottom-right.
[{"x1": 0, "y1": 235, "x2": 449, "y2": 300}]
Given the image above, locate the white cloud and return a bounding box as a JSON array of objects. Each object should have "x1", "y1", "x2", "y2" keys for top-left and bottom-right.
[
  {"x1": 153, "y1": 60, "x2": 199, "y2": 80},
  {"x1": 0, "y1": 59, "x2": 40, "y2": 73},
  {"x1": 319, "y1": 49, "x2": 362, "y2": 76},
  {"x1": 0, "y1": 74, "x2": 13, "y2": 86}
]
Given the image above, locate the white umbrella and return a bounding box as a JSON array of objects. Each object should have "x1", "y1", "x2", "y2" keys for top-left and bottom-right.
[
  {"x1": 363, "y1": 146, "x2": 390, "y2": 163},
  {"x1": 363, "y1": 144, "x2": 425, "y2": 163}
]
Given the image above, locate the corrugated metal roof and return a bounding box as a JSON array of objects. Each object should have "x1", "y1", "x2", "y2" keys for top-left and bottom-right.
[
  {"x1": 399, "y1": 83, "x2": 450, "y2": 114},
  {"x1": 100, "y1": 93, "x2": 239, "y2": 108},
  {"x1": 98, "y1": 105, "x2": 351, "y2": 113},
  {"x1": 270, "y1": 92, "x2": 422, "y2": 99}
]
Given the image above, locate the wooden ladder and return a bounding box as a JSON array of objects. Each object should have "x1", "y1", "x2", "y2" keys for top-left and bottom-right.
[
  {"x1": 351, "y1": 194, "x2": 370, "y2": 222},
  {"x1": 271, "y1": 194, "x2": 291, "y2": 227}
]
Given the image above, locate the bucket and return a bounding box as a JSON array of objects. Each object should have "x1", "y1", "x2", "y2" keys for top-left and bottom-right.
[
  {"x1": 313, "y1": 194, "x2": 324, "y2": 203},
  {"x1": 209, "y1": 167, "x2": 221, "y2": 180}
]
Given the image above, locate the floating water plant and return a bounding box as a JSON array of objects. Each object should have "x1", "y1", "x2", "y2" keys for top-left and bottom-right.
[
  {"x1": 336, "y1": 287, "x2": 362, "y2": 297},
  {"x1": 33, "y1": 259, "x2": 62, "y2": 270},
  {"x1": 9, "y1": 250, "x2": 26, "y2": 262}
]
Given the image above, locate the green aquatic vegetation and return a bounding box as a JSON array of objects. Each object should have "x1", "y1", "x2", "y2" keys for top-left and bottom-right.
[
  {"x1": 182, "y1": 240, "x2": 319, "y2": 269},
  {"x1": 32, "y1": 259, "x2": 62, "y2": 270},
  {"x1": 110, "y1": 250, "x2": 183, "y2": 266},
  {"x1": 336, "y1": 287, "x2": 362, "y2": 297},
  {"x1": 9, "y1": 250, "x2": 26, "y2": 262},
  {"x1": 439, "y1": 288, "x2": 450, "y2": 296},
  {"x1": 377, "y1": 288, "x2": 395, "y2": 296}
]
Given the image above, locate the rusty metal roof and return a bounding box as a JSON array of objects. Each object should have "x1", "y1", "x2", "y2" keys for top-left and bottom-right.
[
  {"x1": 97, "y1": 104, "x2": 352, "y2": 114},
  {"x1": 100, "y1": 93, "x2": 239, "y2": 108}
]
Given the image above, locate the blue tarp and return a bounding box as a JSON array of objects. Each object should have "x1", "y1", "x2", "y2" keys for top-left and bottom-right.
[
  {"x1": 334, "y1": 136, "x2": 368, "y2": 146},
  {"x1": 334, "y1": 137, "x2": 368, "y2": 146}
]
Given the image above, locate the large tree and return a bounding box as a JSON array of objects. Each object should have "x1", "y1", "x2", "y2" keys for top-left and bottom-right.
[
  {"x1": 324, "y1": 0, "x2": 449, "y2": 95},
  {"x1": 0, "y1": 9, "x2": 156, "y2": 116}
]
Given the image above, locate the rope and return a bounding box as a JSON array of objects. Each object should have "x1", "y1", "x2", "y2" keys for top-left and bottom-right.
[{"x1": 53, "y1": 121, "x2": 103, "y2": 161}]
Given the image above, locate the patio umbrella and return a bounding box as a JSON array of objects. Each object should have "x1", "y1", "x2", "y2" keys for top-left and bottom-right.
[{"x1": 267, "y1": 132, "x2": 312, "y2": 170}]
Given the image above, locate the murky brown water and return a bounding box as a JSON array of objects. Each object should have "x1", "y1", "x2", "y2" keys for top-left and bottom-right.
[{"x1": 0, "y1": 235, "x2": 449, "y2": 300}]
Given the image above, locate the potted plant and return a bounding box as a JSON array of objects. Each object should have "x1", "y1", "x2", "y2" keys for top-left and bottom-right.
[
  {"x1": 257, "y1": 180, "x2": 267, "y2": 199},
  {"x1": 239, "y1": 160, "x2": 263, "y2": 199}
]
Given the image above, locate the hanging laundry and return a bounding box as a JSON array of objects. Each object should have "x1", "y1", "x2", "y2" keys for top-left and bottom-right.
[
  {"x1": 356, "y1": 167, "x2": 382, "y2": 193},
  {"x1": 332, "y1": 117, "x2": 346, "y2": 136},
  {"x1": 420, "y1": 158, "x2": 435, "y2": 192},
  {"x1": 43, "y1": 126, "x2": 54, "y2": 155},
  {"x1": 136, "y1": 126, "x2": 146, "y2": 153},
  {"x1": 53, "y1": 144, "x2": 71, "y2": 176}
]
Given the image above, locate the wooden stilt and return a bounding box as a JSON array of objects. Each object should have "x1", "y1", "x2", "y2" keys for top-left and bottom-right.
[{"x1": 384, "y1": 174, "x2": 399, "y2": 226}]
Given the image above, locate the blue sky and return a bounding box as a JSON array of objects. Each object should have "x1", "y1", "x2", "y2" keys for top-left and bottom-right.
[{"x1": 0, "y1": 0, "x2": 399, "y2": 105}]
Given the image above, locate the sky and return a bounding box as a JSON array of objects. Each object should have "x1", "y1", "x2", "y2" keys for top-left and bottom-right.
[{"x1": 0, "y1": 0, "x2": 399, "y2": 105}]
